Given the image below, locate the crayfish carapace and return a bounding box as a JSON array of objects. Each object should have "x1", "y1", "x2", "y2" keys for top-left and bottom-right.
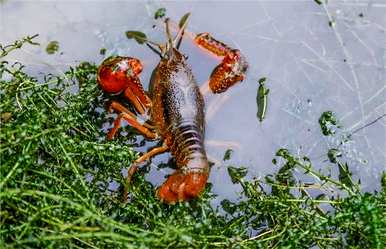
[{"x1": 97, "y1": 14, "x2": 248, "y2": 204}]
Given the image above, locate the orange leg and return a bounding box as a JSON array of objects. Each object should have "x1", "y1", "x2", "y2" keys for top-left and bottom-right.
[
  {"x1": 108, "y1": 100, "x2": 136, "y2": 118},
  {"x1": 124, "y1": 143, "x2": 169, "y2": 200},
  {"x1": 108, "y1": 100, "x2": 154, "y2": 129},
  {"x1": 126, "y1": 143, "x2": 169, "y2": 183},
  {"x1": 107, "y1": 113, "x2": 157, "y2": 140}
]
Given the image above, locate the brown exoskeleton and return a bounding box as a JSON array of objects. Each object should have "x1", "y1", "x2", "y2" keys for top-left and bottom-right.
[{"x1": 97, "y1": 14, "x2": 248, "y2": 204}]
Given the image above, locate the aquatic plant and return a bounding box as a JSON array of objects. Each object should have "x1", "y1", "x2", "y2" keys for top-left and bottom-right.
[{"x1": 1, "y1": 37, "x2": 385, "y2": 248}]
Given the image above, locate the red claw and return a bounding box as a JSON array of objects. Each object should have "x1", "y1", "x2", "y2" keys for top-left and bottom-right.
[
  {"x1": 97, "y1": 56, "x2": 143, "y2": 94},
  {"x1": 157, "y1": 170, "x2": 209, "y2": 204},
  {"x1": 209, "y1": 50, "x2": 248, "y2": 94}
]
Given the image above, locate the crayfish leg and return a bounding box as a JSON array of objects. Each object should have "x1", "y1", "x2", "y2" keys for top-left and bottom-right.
[
  {"x1": 107, "y1": 112, "x2": 158, "y2": 140},
  {"x1": 123, "y1": 143, "x2": 170, "y2": 201}
]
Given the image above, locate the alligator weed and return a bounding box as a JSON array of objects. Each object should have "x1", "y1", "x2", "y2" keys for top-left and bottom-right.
[{"x1": 1, "y1": 37, "x2": 385, "y2": 248}]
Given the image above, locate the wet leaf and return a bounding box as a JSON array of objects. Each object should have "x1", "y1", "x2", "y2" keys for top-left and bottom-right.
[
  {"x1": 327, "y1": 148, "x2": 342, "y2": 163},
  {"x1": 154, "y1": 7, "x2": 166, "y2": 19},
  {"x1": 178, "y1": 12, "x2": 191, "y2": 28},
  {"x1": 338, "y1": 162, "x2": 354, "y2": 189},
  {"x1": 223, "y1": 149, "x2": 233, "y2": 161},
  {"x1": 256, "y1": 78, "x2": 269, "y2": 122},
  {"x1": 125, "y1": 31, "x2": 147, "y2": 44},
  {"x1": 46, "y1": 40, "x2": 59, "y2": 54},
  {"x1": 315, "y1": 194, "x2": 326, "y2": 200},
  {"x1": 99, "y1": 48, "x2": 106, "y2": 55},
  {"x1": 276, "y1": 162, "x2": 296, "y2": 186},
  {"x1": 319, "y1": 111, "x2": 339, "y2": 136},
  {"x1": 221, "y1": 199, "x2": 237, "y2": 214},
  {"x1": 276, "y1": 148, "x2": 291, "y2": 159},
  {"x1": 227, "y1": 166, "x2": 247, "y2": 184}
]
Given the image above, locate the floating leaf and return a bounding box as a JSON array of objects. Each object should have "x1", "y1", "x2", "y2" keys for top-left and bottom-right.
[
  {"x1": 154, "y1": 7, "x2": 166, "y2": 19},
  {"x1": 256, "y1": 79, "x2": 269, "y2": 122},
  {"x1": 314, "y1": 0, "x2": 323, "y2": 5},
  {"x1": 178, "y1": 12, "x2": 191, "y2": 28},
  {"x1": 125, "y1": 31, "x2": 147, "y2": 44},
  {"x1": 276, "y1": 148, "x2": 291, "y2": 158},
  {"x1": 227, "y1": 166, "x2": 247, "y2": 184},
  {"x1": 223, "y1": 149, "x2": 233, "y2": 161},
  {"x1": 315, "y1": 194, "x2": 327, "y2": 200},
  {"x1": 319, "y1": 111, "x2": 339, "y2": 136},
  {"x1": 327, "y1": 148, "x2": 342, "y2": 163},
  {"x1": 99, "y1": 48, "x2": 106, "y2": 55},
  {"x1": 276, "y1": 162, "x2": 296, "y2": 186},
  {"x1": 46, "y1": 41, "x2": 59, "y2": 54}
]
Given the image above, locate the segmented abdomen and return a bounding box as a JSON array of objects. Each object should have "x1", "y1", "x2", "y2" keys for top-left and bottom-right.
[{"x1": 170, "y1": 120, "x2": 207, "y2": 171}]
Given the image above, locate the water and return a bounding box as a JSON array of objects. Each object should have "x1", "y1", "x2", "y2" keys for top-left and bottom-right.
[{"x1": 1, "y1": 0, "x2": 385, "y2": 202}]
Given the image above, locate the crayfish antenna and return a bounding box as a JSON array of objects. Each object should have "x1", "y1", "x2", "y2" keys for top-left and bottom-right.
[
  {"x1": 165, "y1": 18, "x2": 174, "y2": 57},
  {"x1": 174, "y1": 13, "x2": 191, "y2": 49},
  {"x1": 145, "y1": 43, "x2": 163, "y2": 58}
]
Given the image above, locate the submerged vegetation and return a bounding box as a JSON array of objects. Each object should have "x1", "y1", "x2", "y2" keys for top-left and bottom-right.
[
  {"x1": 1, "y1": 37, "x2": 385, "y2": 248},
  {"x1": 45, "y1": 41, "x2": 60, "y2": 55}
]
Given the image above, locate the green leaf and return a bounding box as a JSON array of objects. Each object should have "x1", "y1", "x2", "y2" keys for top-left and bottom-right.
[
  {"x1": 315, "y1": 194, "x2": 326, "y2": 200},
  {"x1": 258, "y1": 77, "x2": 266, "y2": 84},
  {"x1": 46, "y1": 41, "x2": 59, "y2": 54},
  {"x1": 223, "y1": 149, "x2": 233, "y2": 161},
  {"x1": 338, "y1": 162, "x2": 354, "y2": 189},
  {"x1": 125, "y1": 31, "x2": 147, "y2": 44},
  {"x1": 99, "y1": 48, "x2": 106, "y2": 55},
  {"x1": 276, "y1": 162, "x2": 296, "y2": 186},
  {"x1": 178, "y1": 13, "x2": 191, "y2": 28},
  {"x1": 256, "y1": 79, "x2": 269, "y2": 122},
  {"x1": 327, "y1": 148, "x2": 341, "y2": 163},
  {"x1": 154, "y1": 7, "x2": 166, "y2": 19},
  {"x1": 227, "y1": 166, "x2": 247, "y2": 184},
  {"x1": 221, "y1": 199, "x2": 237, "y2": 214},
  {"x1": 319, "y1": 111, "x2": 339, "y2": 136}
]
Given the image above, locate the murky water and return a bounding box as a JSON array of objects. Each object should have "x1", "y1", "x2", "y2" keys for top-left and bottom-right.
[{"x1": 1, "y1": 1, "x2": 385, "y2": 202}]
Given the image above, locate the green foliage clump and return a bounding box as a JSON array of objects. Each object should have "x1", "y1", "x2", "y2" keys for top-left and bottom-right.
[
  {"x1": 45, "y1": 41, "x2": 60, "y2": 54},
  {"x1": 319, "y1": 111, "x2": 340, "y2": 136},
  {"x1": 1, "y1": 37, "x2": 385, "y2": 248}
]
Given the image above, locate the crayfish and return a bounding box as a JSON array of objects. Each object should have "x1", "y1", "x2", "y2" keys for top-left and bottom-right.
[{"x1": 97, "y1": 14, "x2": 248, "y2": 204}]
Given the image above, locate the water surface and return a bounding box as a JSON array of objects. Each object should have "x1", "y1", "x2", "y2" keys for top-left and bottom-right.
[{"x1": 1, "y1": 0, "x2": 385, "y2": 202}]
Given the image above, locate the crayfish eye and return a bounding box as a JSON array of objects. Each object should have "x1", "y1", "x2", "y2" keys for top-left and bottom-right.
[{"x1": 97, "y1": 56, "x2": 143, "y2": 94}]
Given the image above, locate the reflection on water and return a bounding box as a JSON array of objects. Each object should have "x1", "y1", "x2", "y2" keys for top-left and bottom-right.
[{"x1": 1, "y1": 1, "x2": 385, "y2": 202}]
